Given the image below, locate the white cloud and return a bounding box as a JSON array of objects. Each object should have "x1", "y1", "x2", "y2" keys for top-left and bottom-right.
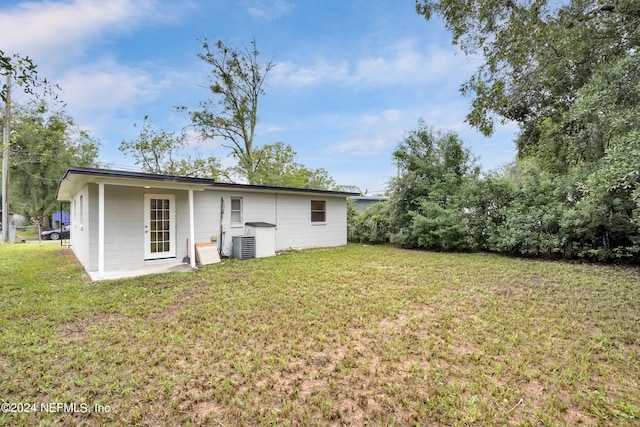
[
  {"x1": 242, "y1": 0, "x2": 293, "y2": 20},
  {"x1": 271, "y1": 61, "x2": 349, "y2": 86},
  {"x1": 328, "y1": 109, "x2": 408, "y2": 157},
  {"x1": 261, "y1": 124, "x2": 284, "y2": 133},
  {"x1": 1, "y1": 0, "x2": 136, "y2": 62},
  {"x1": 0, "y1": 0, "x2": 192, "y2": 67},
  {"x1": 0, "y1": 0, "x2": 197, "y2": 142},
  {"x1": 355, "y1": 40, "x2": 478, "y2": 86},
  {"x1": 325, "y1": 101, "x2": 501, "y2": 158},
  {"x1": 272, "y1": 39, "x2": 479, "y2": 89},
  {"x1": 58, "y1": 60, "x2": 169, "y2": 116}
]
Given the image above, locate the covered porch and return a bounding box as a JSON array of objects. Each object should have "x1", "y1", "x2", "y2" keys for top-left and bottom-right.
[{"x1": 57, "y1": 168, "x2": 215, "y2": 280}]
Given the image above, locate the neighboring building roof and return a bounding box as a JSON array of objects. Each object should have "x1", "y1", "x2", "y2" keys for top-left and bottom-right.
[
  {"x1": 349, "y1": 196, "x2": 388, "y2": 202},
  {"x1": 57, "y1": 166, "x2": 360, "y2": 201},
  {"x1": 349, "y1": 195, "x2": 388, "y2": 213}
]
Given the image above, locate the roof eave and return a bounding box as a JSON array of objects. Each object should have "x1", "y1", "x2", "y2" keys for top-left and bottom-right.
[{"x1": 57, "y1": 166, "x2": 359, "y2": 200}]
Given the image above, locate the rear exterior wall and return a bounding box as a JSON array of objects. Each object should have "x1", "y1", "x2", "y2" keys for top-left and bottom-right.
[{"x1": 70, "y1": 185, "x2": 348, "y2": 275}]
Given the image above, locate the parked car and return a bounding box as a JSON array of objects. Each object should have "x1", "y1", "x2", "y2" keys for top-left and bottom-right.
[{"x1": 41, "y1": 224, "x2": 71, "y2": 240}]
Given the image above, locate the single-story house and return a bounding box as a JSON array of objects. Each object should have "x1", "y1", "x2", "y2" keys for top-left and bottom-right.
[{"x1": 56, "y1": 167, "x2": 358, "y2": 280}]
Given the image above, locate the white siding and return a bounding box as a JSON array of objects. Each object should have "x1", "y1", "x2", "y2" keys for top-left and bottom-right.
[
  {"x1": 192, "y1": 191, "x2": 221, "y2": 249},
  {"x1": 213, "y1": 191, "x2": 347, "y2": 256},
  {"x1": 215, "y1": 192, "x2": 277, "y2": 256},
  {"x1": 102, "y1": 185, "x2": 142, "y2": 270},
  {"x1": 274, "y1": 195, "x2": 347, "y2": 250},
  {"x1": 72, "y1": 182, "x2": 348, "y2": 276},
  {"x1": 69, "y1": 184, "x2": 93, "y2": 271},
  {"x1": 80, "y1": 186, "x2": 193, "y2": 273}
]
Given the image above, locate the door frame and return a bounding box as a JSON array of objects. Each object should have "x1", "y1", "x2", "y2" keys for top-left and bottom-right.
[{"x1": 144, "y1": 193, "x2": 176, "y2": 260}]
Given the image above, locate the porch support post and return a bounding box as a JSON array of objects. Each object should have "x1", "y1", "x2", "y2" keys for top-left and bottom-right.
[
  {"x1": 188, "y1": 189, "x2": 196, "y2": 268},
  {"x1": 98, "y1": 182, "x2": 105, "y2": 278}
]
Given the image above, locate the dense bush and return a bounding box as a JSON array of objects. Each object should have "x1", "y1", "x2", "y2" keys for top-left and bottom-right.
[
  {"x1": 385, "y1": 123, "x2": 480, "y2": 251},
  {"x1": 406, "y1": 1, "x2": 640, "y2": 263},
  {"x1": 348, "y1": 123, "x2": 640, "y2": 263},
  {"x1": 348, "y1": 202, "x2": 391, "y2": 243}
]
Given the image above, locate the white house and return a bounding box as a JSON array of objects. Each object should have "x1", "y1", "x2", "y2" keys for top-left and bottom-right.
[{"x1": 56, "y1": 167, "x2": 357, "y2": 280}]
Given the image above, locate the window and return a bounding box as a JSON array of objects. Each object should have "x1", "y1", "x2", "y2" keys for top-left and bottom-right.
[
  {"x1": 231, "y1": 197, "x2": 243, "y2": 224},
  {"x1": 311, "y1": 200, "x2": 326, "y2": 223},
  {"x1": 79, "y1": 195, "x2": 84, "y2": 227}
]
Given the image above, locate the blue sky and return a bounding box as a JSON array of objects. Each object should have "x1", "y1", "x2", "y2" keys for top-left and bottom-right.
[{"x1": 0, "y1": 0, "x2": 517, "y2": 194}]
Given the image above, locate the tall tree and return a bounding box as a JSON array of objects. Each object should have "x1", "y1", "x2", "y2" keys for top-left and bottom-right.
[
  {"x1": 9, "y1": 102, "x2": 100, "y2": 227},
  {"x1": 1, "y1": 50, "x2": 60, "y2": 104},
  {"x1": 416, "y1": 0, "x2": 640, "y2": 153},
  {"x1": 388, "y1": 122, "x2": 480, "y2": 250},
  {"x1": 2, "y1": 51, "x2": 61, "y2": 240},
  {"x1": 249, "y1": 142, "x2": 336, "y2": 190},
  {"x1": 416, "y1": 0, "x2": 640, "y2": 261},
  {"x1": 569, "y1": 55, "x2": 640, "y2": 256},
  {"x1": 182, "y1": 38, "x2": 274, "y2": 183},
  {"x1": 119, "y1": 116, "x2": 222, "y2": 179}
]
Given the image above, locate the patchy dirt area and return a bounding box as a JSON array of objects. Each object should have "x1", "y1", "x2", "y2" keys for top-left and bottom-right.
[{"x1": 56, "y1": 313, "x2": 130, "y2": 344}]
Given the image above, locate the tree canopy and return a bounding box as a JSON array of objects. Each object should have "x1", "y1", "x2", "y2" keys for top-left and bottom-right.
[
  {"x1": 349, "y1": 118, "x2": 640, "y2": 262},
  {"x1": 1, "y1": 50, "x2": 61, "y2": 104},
  {"x1": 249, "y1": 142, "x2": 337, "y2": 190},
  {"x1": 400, "y1": 0, "x2": 640, "y2": 261},
  {"x1": 9, "y1": 102, "x2": 100, "y2": 226},
  {"x1": 119, "y1": 116, "x2": 222, "y2": 179},
  {"x1": 386, "y1": 123, "x2": 480, "y2": 251},
  {"x1": 176, "y1": 38, "x2": 340, "y2": 190},
  {"x1": 416, "y1": 0, "x2": 640, "y2": 144},
  {"x1": 181, "y1": 38, "x2": 274, "y2": 184}
]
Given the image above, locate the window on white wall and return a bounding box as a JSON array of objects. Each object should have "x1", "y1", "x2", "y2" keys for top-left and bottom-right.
[
  {"x1": 231, "y1": 197, "x2": 243, "y2": 225},
  {"x1": 311, "y1": 200, "x2": 326, "y2": 223},
  {"x1": 79, "y1": 195, "x2": 84, "y2": 227}
]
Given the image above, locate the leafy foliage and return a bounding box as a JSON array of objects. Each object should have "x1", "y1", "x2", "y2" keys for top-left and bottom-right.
[
  {"x1": 8, "y1": 102, "x2": 100, "y2": 226},
  {"x1": 416, "y1": 0, "x2": 640, "y2": 143},
  {"x1": 247, "y1": 142, "x2": 337, "y2": 189},
  {"x1": 182, "y1": 38, "x2": 274, "y2": 183},
  {"x1": 348, "y1": 201, "x2": 391, "y2": 243},
  {"x1": 386, "y1": 123, "x2": 480, "y2": 251},
  {"x1": 412, "y1": 0, "x2": 640, "y2": 262},
  {"x1": 484, "y1": 160, "x2": 573, "y2": 257},
  {"x1": 119, "y1": 116, "x2": 222, "y2": 178},
  {"x1": 356, "y1": 120, "x2": 640, "y2": 262},
  {"x1": 1, "y1": 50, "x2": 61, "y2": 104}
]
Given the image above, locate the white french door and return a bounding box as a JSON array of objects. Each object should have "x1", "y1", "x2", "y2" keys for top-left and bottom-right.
[{"x1": 144, "y1": 194, "x2": 176, "y2": 260}]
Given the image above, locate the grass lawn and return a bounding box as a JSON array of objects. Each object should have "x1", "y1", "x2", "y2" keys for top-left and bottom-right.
[
  {"x1": 15, "y1": 226, "x2": 39, "y2": 242},
  {"x1": 1, "y1": 243, "x2": 639, "y2": 426}
]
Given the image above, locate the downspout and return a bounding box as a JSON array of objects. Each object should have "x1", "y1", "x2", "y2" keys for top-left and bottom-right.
[
  {"x1": 188, "y1": 189, "x2": 195, "y2": 268},
  {"x1": 219, "y1": 197, "x2": 224, "y2": 257},
  {"x1": 98, "y1": 183, "x2": 105, "y2": 279}
]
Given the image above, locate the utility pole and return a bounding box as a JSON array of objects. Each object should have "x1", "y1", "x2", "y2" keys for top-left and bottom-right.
[{"x1": 1, "y1": 73, "x2": 11, "y2": 243}]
